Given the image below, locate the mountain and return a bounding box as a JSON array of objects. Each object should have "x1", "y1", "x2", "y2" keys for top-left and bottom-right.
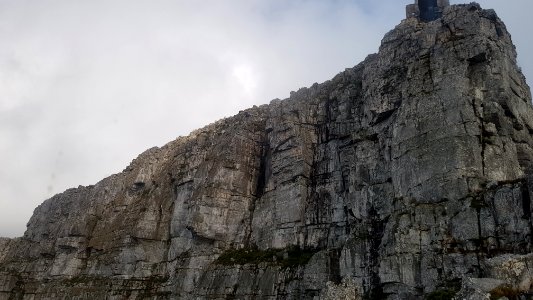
[{"x1": 1, "y1": 3, "x2": 532, "y2": 299}]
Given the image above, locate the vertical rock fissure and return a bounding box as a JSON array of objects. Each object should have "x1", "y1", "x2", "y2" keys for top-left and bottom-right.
[
  {"x1": 247, "y1": 130, "x2": 271, "y2": 246},
  {"x1": 475, "y1": 206, "x2": 484, "y2": 277},
  {"x1": 254, "y1": 138, "x2": 271, "y2": 199},
  {"x1": 523, "y1": 178, "x2": 533, "y2": 247},
  {"x1": 487, "y1": 194, "x2": 503, "y2": 251},
  {"x1": 479, "y1": 103, "x2": 487, "y2": 177},
  {"x1": 165, "y1": 176, "x2": 178, "y2": 262},
  {"x1": 328, "y1": 249, "x2": 342, "y2": 284},
  {"x1": 367, "y1": 206, "x2": 386, "y2": 300}
]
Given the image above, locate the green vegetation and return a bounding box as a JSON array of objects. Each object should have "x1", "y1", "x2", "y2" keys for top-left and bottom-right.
[
  {"x1": 215, "y1": 245, "x2": 317, "y2": 268},
  {"x1": 425, "y1": 279, "x2": 461, "y2": 300},
  {"x1": 282, "y1": 246, "x2": 317, "y2": 268},
  {"x1": 216, "y1": 248, "x2": 278, "y2": 265},
  {"x1": 425, "y1": 289, "x2": 458, "y2": 300}
]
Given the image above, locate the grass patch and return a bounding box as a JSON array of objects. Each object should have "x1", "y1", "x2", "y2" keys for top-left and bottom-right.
[
  {"x1": 216, "y1": 248, "x2": 278, "y2": 266},
  {"x1": 426, "y1": 279, "x2": 461, "y2": 300},
  {"x1": 425, "y1": 288, "x2": 457, "y2": 300},
  {"x1": 215, "y1": 245, "x2": 317, "y2": 268}
]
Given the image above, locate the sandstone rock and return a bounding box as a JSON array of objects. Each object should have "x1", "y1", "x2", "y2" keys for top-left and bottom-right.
[{"x1": 1, "y1": 3, "x2": 533, "y2": 299}]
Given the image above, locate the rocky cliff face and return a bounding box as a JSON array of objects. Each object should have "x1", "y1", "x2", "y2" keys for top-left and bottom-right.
[{"x1": 1, "y1": 3, "x2": 533, "y2": 299}]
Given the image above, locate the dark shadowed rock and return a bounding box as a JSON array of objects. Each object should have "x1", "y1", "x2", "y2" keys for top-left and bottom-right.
[{"x1": 1, "y1": 3, "x2": 532, "y2": 299}]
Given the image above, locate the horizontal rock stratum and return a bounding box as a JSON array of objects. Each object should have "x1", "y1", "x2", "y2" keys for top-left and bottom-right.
[{"x1": 1, "y1": 3, "x2": 533, "y2": 299}]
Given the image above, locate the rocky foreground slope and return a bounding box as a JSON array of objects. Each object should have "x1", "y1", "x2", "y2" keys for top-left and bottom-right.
[{"x1": 1, "y1": 3, "x2": 533, "y2": 299}]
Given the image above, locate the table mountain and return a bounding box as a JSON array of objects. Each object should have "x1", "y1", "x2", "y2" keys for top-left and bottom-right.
[{"x1": 1, "y1": 3, "x2": 532, "y2": 299}]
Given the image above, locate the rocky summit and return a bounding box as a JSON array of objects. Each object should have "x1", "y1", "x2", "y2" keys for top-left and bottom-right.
[{"x1": 1, "y1": 3, "x2": 533, "y2": 300}]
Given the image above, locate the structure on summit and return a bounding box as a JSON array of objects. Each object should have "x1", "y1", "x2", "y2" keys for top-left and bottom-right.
[{"x1": 406, "y1": 0, "x2": 450, "y2": 22}]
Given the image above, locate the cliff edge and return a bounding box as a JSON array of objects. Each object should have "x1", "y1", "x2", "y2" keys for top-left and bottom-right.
[{"x1": 1, "y1": 3, "x2": 532, "y2": 299}]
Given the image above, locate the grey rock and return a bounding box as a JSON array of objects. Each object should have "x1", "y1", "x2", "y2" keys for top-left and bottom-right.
[
  {"x1": 456, "y1": 254, "x2": 533, "y2": 299},
  {"x1": 1, "y1": 4, "x2": 533, "y2": 299},
  {"x1": 456, "y1": 277, "x2": 505, "y2": 300}
]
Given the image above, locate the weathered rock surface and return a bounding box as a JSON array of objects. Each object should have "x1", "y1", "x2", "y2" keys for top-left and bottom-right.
[
  {"x1": 1, "y1": 3, "x2": 533, "y2": 299},
  {"x1": 456, "y1": 254, "x2": 533, "y2": 300}
]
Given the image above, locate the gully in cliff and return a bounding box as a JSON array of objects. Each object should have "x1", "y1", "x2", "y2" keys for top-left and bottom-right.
[{"x1": 406, "y1": 0, "x2": 450, "y2": 22}]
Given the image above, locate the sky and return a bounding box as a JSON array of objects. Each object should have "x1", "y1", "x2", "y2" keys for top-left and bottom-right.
[{"x1": 0, "y1": 0, "x2": 532, "y2": 237}]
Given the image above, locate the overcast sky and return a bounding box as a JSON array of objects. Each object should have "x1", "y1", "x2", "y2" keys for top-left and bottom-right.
[{"x1": 1, "y1": 0, "x2": 531, "y2": 237}]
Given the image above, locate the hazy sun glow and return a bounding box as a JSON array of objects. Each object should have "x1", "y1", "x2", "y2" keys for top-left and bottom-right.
[{"x1": 232, "y1": 64, "x2": 258, "y2": 96}]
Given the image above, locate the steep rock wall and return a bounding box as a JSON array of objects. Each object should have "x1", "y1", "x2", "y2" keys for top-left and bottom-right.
[{"x1": 1, "y1": 3, "x2": 532, "y2": 299}]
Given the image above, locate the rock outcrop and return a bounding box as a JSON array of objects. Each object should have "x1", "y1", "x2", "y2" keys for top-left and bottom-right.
[{"x1": 1, "y1": 3, "x2": 533, "y2": 299}]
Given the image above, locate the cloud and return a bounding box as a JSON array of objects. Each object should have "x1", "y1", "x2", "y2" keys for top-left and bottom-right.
[{"x1": 0, "y1": 0, "x2": 531, "y2": 237}]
